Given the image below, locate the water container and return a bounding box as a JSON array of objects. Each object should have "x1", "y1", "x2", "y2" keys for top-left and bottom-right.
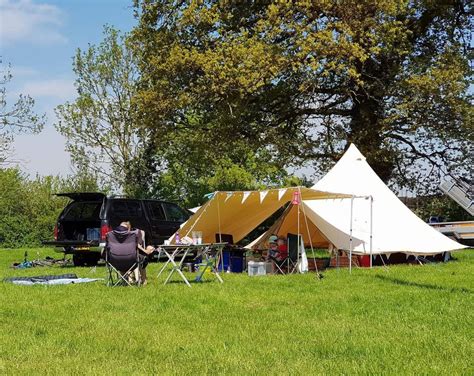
[{"x1": 247, "y1": 261, "x2": 267, "y2": 276}]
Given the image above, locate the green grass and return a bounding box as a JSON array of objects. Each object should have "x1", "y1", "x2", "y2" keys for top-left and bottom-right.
[{"x1": 0, "y1": 248, "x2": 473, "y2": 375}]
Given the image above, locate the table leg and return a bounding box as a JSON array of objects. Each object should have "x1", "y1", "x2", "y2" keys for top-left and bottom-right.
[
  {"x1": 213, "y1": 248, "x2": 224, "y2": 283},
  {"x1": 157, "y1": 248, "x2": 172, "y2": 278},
  {"x1": 163, "y1": 248, "x2": 192, "y2": 287},
  {"x1": 175, "y1": 248, "x2": 191, "y2": 287}
]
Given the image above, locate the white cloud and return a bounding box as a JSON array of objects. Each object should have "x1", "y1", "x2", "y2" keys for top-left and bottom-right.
[
  {"x1": 0, "y1": 0, "x2": 67, "y2": 46},
  {"x1": 18, "y1": 78, "x2": 76, "y2": 100}
]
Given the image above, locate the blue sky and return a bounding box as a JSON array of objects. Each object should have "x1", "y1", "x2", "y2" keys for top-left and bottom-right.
[{"x1": 1, "y1": 0, "x2": 137, "y2": 176}]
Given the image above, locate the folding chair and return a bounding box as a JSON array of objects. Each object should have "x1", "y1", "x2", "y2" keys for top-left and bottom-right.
[
  {"x1": 105, "y1": 228, "x2": 142, "y2": 286},
  {"x1": 286, "y1": 233, "x2": 301, "y2": 273}
]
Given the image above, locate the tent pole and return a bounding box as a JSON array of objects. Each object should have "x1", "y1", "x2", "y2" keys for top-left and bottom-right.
[
  {"x1": 369, "y1": 196, "x2": 373, "y2": 268},
  {"x1": 297, "y1": 190, "x2": 300, "y2": 273},
  {"x1": 216, "y1": 193, "x2": 224, "y2": 272},
  {"x1": 183, "y1": 192, "x2": 215, "y2": 239},
  {"x1": 217, "y1": 193, "x2": 222, "y2": 243},
  {"x1": 300, "y1": 199, "x2": 319, "y2": 276},
  {"x1": 349, "y1": 196, "x2": 354, "y2": 274}
]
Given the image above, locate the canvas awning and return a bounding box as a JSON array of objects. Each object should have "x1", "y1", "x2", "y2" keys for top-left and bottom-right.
[{"x1": 171, "y1": 186, "x2": 350, "y2": 245}]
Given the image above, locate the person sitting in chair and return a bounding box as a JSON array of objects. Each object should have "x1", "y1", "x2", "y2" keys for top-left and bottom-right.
[
  {"x1": 276, "y1": 236, "x2": 288, "y2": 260},
  {"x1": 266, "y1": 235, "x2": 288, "y2": 273},
  {"x1": 118, "y1": 221, "x2": 155, "y2": 285},
  {"x1": 265, "y1": 235, "x2": 279, "y2": 261}
]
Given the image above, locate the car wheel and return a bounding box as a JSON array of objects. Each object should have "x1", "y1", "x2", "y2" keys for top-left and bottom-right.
[{"x1": 72, "y1": 253, "x2": 86, "y2": 267}]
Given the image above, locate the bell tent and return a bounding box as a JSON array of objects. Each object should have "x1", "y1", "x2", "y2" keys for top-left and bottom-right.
[{"x1": 249, "y1": 144, "x2": 466, "y2": 257}]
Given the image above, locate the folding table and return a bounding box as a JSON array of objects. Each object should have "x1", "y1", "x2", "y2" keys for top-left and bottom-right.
[{"x1": 156, "y1": 243, "x2": 226, "y2": 287}]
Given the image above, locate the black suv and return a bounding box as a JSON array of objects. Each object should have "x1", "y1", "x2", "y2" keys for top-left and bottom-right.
[{"x1": 43, "y1": 192, "x2": 190, "y2": 266}]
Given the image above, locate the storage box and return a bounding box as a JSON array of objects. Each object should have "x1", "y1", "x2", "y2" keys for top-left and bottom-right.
[
  {"x1": 247, "y1": 261, "x2": 272, "y2": 276},
  {"x1": 218, "y1": 250, "x2": 245, "y2": 273},
  {"x1": 86, "y1": 228, "x2": 100, "y2": 241}
]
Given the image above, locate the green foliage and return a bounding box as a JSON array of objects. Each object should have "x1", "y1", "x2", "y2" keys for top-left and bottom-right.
[
  {"x1": 0, "y1": 247, "x2": 473, "y2": 374},
  {"x1": 0, "y1": 168, "x2": 103, "y2": 248},
  {"x1": 131, "y1": 0, "x2": 473, "y2": 193},
  {"x1": 55, "y1": 26, "x2": 154, "y2": 197},
  {"x1": 150, "y1": 115, "x2": 303, "y2": 206},
  {"x1": 413, "y1": 195, "x2": 473, "y2": 222}
]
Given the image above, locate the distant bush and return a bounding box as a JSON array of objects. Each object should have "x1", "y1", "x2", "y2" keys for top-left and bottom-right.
[{"x1": 0, "y1": 168, "x2": 101, "y2": 248}]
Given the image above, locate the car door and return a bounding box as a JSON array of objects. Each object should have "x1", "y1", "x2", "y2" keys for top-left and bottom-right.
[{"x1": 145, "y1": 200, "x2": 176, "y2": 245}]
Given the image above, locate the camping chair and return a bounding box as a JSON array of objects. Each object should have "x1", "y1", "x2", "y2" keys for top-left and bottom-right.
[
  {"x1": 105, "y1": 229, "x2": 143, "y2": 286},
  {"x1": 272, "y1": 233, "x2": 300, "y2": 274},
  {"x1": 286, "y1": 233, "x2": 301, "y2": 273}
]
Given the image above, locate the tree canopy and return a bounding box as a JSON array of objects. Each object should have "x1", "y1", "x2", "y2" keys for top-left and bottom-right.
[
  {"x1": 55, "y1": 26, "x2": 155, "y2": 197},
  {"x1": 131, "y1": 0, "x2": 473, "y2": 194}
]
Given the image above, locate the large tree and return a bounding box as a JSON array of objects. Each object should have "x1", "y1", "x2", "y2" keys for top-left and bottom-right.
[
  {"x1": 131, "y1": 0, "x2": 473, "y2": 193},
  {"x1": 55, "y1": 26, "x2": 155, "y2": 197},
  {"x1": 1, "y1": 59, "x2": 45, "y2": 165}
]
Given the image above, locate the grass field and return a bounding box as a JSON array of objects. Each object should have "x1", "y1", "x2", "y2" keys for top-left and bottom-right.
[{"x1": 0, "y1": 248, "x2": 473, "y2": 375}]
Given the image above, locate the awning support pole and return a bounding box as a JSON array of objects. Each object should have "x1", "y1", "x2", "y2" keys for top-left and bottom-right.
[
  {"x1": 349, "y1": 196, "x2": 354, "y2": 274},
  {"x1": 297, "y1": 193, "x2": 300, "y2": 272},
  {"x1": 369, "y1": 195, "x2": 373, "y2": 268},
  {"x1": 216, "y1": 193, "x2": 224, "y2": 272}
]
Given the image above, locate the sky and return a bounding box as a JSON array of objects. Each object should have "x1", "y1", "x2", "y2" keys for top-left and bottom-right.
[{"x1": 1, "y1": 0, "x2": 137, "y2": 177}]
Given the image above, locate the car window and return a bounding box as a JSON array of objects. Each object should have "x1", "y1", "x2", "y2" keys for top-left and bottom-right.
[
  {"x1": 127, "y1": 201, "x2": 143, "y2": 217},
  {"x1": 162, "y1": 203, "x2": 189, "y2": 222},
  {"x1": 111, "y1": 200, "x2": 143, "y2": 218},
  {"x1": 63, "y1": 202, "x2": 102, "y2": 220},
  {"x1": 147, "y1": 201, "x2": 165, "y2": 220}
]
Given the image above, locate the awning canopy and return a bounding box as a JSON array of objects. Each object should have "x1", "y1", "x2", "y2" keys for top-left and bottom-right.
[{"x1": 172, "y1": 186, "x2": 350, "y2": 245}]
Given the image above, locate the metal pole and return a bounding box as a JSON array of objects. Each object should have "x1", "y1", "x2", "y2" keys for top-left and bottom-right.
[
  {"x1": 297, "y1": 194, "x2": 300, "y2": 273},
  {"x1": 216, "y1": 193, "x2": 224, "y2": 273},
  {"x1": 349, "y1": 196, "x2": 354, "y2": 274},
  {"x1": 369, "y1": 196, "x2": 373, "y2": 268}
]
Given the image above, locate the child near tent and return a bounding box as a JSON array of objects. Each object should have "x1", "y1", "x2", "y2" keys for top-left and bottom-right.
[
  {"x1": 276, "y1": 236, "x2": 288, "y2": 260},
  {"x1": 266, "y1": 235, "x2": 279, "y2": 260},
  {"x1": 266, "y1": 235, "x2": 288, "y2": 273}
]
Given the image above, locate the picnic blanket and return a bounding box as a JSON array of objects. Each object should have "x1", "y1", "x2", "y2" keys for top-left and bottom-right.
[{"x1": 4, "y1": 273, "x2": 102, "y2": 285}]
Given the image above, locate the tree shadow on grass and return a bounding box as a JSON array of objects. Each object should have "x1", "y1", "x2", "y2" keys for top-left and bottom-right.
[{"x1": 375, "y1": 275, "x2": 473, "y2": 294}]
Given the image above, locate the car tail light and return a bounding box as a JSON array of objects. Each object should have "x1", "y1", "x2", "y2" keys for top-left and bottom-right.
[
  {"x1": 100, "y1": 224, "x2": 112, "y2": 241},
  {"x1": 54, "y1": 224, "x2": 58, "y2": 241}
]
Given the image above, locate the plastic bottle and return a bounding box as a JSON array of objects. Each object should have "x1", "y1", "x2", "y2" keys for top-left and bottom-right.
[{"x1": 175, "y1": 232, "x2": 180, "y2": 244}]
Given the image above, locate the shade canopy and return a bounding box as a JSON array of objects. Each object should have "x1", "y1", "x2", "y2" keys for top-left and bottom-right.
[{"x1": 171, "y1": 187, "x2": 350, "y2": 245}]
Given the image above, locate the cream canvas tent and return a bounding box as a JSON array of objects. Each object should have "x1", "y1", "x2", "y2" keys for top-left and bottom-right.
[
  {"x1": 248, "y1": 144, "x2": 467, "y2": 257},
  {"x1": 170, "y1": 187, "x2": 349, "y2": 245}
]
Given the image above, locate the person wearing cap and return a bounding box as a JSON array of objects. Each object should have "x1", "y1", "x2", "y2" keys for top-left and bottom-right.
[
  {"x1": 266, "y1": 235, "x2": 278, "y2": 259},
  {"x1": 266, "y1": 234, "x2": 288, "y2": 273}
]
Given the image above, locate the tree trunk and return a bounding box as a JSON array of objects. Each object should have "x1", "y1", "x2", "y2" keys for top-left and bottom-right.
[{"x1": 349, "y1": 93, "x2": 394, "y2": 183}]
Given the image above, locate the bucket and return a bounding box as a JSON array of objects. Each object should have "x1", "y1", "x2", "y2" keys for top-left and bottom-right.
[{"x1": 183, "y1": 262, "x2": 194, "y2": 272}]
